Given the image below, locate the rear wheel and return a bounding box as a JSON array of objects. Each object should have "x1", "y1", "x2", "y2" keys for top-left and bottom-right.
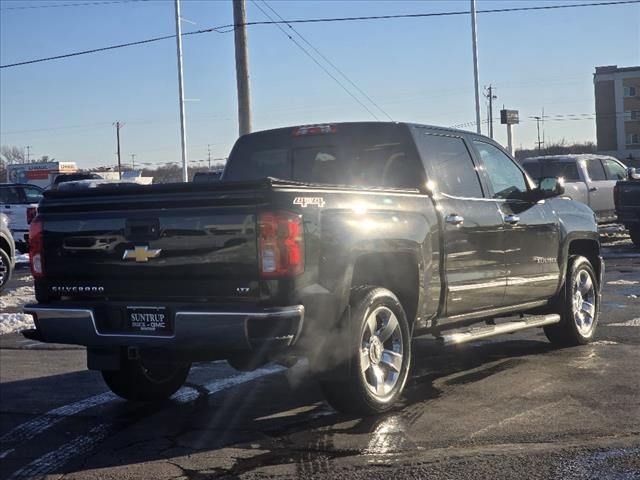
[
  {"x1": 629, "y1": 226, "x2": 640, "y2": 248},
  {"x1": 102, "y1": 356, "x2": 190, "y2": 402},
  {"x1": 319, "y1": 287, "x2": 411, "y2": 415},
  {"x1": 0, "y1": 248, "x2": 12, "y2": 293},
  {"x1": 544, "y1": 256, "x2": 599, "y2": 347}
]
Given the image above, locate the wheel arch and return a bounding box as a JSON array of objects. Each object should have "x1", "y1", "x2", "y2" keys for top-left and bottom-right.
[{"x1": 349, "y1": 251, "x2": 421, "y2": 330}]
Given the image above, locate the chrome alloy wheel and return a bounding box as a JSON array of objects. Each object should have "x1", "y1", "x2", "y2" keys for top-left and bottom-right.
[
  {"x1": 0, "y1": 253, "x2": 8, "y2": 288},
  {"x1": 359, "y1": 306, "x2": 404, "y2": 401},
  {"x1": 572, "y1": 268, "x2": 596, "y2": 337}
]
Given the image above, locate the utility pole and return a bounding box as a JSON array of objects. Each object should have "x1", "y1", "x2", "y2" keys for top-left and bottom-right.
[
  {"x1": 233, "y1": 0, "x2": 252, "y2": 136},
  {"x1": 532, "y1": 116, "x2": 544, "y2": 152},
  {"x1": 114, "y1": 121, "x2": 123, "y2": 179},
  {"x1": 207, "y1": 144, "x2": 212, "y2": 170},
  {"x1": 485, "y1": 85, "x2": 497, "y2": 138},
  {"x1": 174, "y1": 0, "x2": 188, "y2": 182},
  {"x1": 130, "y1": 154, "x2": 136, "y2": 170},
  {"x1": 26, "y1": 146, "x2": 31, "y2": 163},
  {"x1": 470, "y1": 0, "x2": 481, "y2": 135}
]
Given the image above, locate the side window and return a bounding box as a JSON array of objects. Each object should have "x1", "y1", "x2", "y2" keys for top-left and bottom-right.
[
  {"x1": 415, "y1": 134, "x2": 483, "y2": 198},
  {"x1": 586, "y1": 160, "x2": 607, "y2": 181},
  {"x1": 0, "y1": 187, "x2": 22, "y2": 204},
  {"x1": 23, "y1": 187, "x2": 43, "y2": 203},
  {"x1": 602, "y1": 159, "x2": 627, "y2": 180},
  {"x1": 473, "y1": 141, "x2": 528, "y2": 200}
]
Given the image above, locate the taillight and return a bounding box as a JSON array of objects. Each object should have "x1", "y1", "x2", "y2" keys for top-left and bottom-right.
[
  {"x1": 613, "y1": 184, "x2": 620, "y2": 208},
  {"x1": 29, "y1": 216, "x2": 44, "y2": 278},
  {"x1": 26, "y1": 206, "x2": 37, "y2": 224},
  {"x1": 258, "y1": 211, "x2": 304, "y2": 277}
]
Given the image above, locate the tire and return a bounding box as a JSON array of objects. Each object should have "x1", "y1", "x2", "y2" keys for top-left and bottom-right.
[
  {"x1": 319, "y1": 287, "x2": 412, "y2": 415},
  {"x1": 0, "y1": 248, "x2": 13, "y2": 293},
  {"x1": 544, "y1": 256, "x2": 599, "y2": 347},
  {"x1": 102, "y1": 356, "x2": 190, "y2": 402},
  {"x1": 629, "y1": 227, "x2": 640, "y2": 248}
]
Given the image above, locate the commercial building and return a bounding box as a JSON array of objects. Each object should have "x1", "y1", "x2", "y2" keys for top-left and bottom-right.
[{"x1": 594, "y1": 65, "x2": 640, "y2": 165}]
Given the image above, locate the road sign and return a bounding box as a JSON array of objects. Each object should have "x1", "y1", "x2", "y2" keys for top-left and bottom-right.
[{"x1": 500, "y1": 109, "x2": 519, "y2": 125}]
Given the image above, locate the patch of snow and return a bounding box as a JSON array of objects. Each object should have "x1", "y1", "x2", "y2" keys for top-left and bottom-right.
[
  {"x1": 0, "y1": 284, "x2": 35, "y2": 309},
  {"x1": 0, "y1": 313, "x2": 34, "y2": 335},
  {"x1": 14, "y1": 253, "x2": 29, "y2": 265},
  {"x1": 590, "y1": 340, "x2": 619, "y2": 346},
  {"x1": 606, "y1": 279, "x2": 639, "y2": 285}
]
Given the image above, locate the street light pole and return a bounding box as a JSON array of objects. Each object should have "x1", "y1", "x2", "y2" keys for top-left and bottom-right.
[
  {"x1": 471, "y1": 0, "x2": 481, "y2": 135},
  {"x1": 174, "y1": 0, "x2": 188, "y2": 182}
]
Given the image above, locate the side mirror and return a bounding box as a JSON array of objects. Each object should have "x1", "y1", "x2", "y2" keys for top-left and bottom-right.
[
  {"x1": 628, "y1": 167, "x2": 640, "y2": 180},
  {"x1": 535, "y1": 176, "x2": 565, "y2": 200}
]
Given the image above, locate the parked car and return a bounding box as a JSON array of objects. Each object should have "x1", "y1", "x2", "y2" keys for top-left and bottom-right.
[
  {"x1": 0, "y1": 213, "x2": 16, "y2": 293},
  {"x1": 0, "y1": 183, "x2": 44, "y2": 253},
  {"x1": 50, "y1": 172, "x2": 103, "y2": 189},
  {"x1": 614, "y1": 167, "x2": 640, "y2": 247},
  {"x1": 24, "y1": 122, "x2": 602, "y2": 415},
  {"x1": 521, "y1": 154, "x2": 627, "y2": 223}
]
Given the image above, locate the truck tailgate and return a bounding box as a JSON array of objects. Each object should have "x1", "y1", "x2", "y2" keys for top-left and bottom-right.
[{"x1": 38, "y1": 182, "x2": 262, "y2": 302}]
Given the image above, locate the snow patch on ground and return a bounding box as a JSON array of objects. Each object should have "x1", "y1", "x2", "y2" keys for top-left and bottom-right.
[
  {"x1": 608, "y1": 318, "x2": 640, "y2": 327},
  {"x1": 14, "y1": 253, "x2": 29, "y2": 265},
  {"x1": 607, "y1": 279, "x2": 639, "y2": 285},
  {"x1": 0, "y1": 284, "x2": 35, "y2": 309},
  {"x1": 0, "y1": 313, "x2": 34, "y2": 335},
  {"x1": 590, "y1": 340, "x2": 619, "y2": 346}
]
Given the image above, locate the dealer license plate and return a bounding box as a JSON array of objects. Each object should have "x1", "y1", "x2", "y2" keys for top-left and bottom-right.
[{"x1": 126, "y1": 307, "x2": 171, "y2": 334}]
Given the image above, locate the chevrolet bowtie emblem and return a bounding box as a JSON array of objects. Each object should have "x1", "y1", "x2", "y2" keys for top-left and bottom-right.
[{"x1": 122, "y1": 246, "x2": 162, "y2": 262}]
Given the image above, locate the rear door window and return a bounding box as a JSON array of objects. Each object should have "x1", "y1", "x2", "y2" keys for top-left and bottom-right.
[
  {"x1": 0, "y1": 186, "x2": 22, "y2": 204},
  {"x1": 586, "y1": 159, "x2": 607, "y2": 181},
  {"x1": 414, "y1": 134, "x2": 483, "y2": 198},
  {"x1": 542, "y1": 162, "x2": 580, "y2": 181}
]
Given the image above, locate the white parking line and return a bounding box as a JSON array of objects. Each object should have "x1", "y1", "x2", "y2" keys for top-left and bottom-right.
[
  {"x1": 0, "y1": 391, "x2": 118, "y2": 445},
  {"x1": 8, "y1": 424, "x2": 111, "y2": 480},
  {"x1": 3, "y1": 365, "x2": 286, "y2": 479}
]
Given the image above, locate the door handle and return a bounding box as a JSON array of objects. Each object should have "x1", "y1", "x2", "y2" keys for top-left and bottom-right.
[
  {"x1": 445, "y1": 214, "x2": 464, "y2": 226},
  {"x1": 589, "y1": 186, "x2": 598, "y2": 192},
  {"x1": 503, "y1": 214, "x2": 520, "y2": 225}
]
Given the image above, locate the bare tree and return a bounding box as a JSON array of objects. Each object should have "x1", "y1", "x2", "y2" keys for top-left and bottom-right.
[{"x1": 0, "y1": 145, "x2": 26, "y2": 164}]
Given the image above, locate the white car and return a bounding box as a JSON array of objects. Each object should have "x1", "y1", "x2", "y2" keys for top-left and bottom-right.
[
  {"x1": 521, "y1": 154, "x2": 627, "y2": 223},
  {"x1": 0, "y1": 183, "x2": 44, "y2": 253}
]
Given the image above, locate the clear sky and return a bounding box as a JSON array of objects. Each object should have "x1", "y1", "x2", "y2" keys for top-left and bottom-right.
[{"x1": 1, "y1": 0, "x2": 639, "y2": 170}]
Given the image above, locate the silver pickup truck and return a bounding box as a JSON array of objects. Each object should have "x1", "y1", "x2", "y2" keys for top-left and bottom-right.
[{"x1": 521, "y1": 154, "x2": 627, "y2": 223}]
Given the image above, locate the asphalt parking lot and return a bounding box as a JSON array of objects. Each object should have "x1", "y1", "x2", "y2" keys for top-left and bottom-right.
[{"x1": 1, "y1": 233, "x2": 639, "y2": 480}]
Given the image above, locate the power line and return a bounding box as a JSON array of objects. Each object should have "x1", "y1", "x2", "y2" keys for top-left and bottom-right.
[
  {"x1": 0, "y1": 0, "x2": 149, "y2": 11},
  {"x1": 251, "y1": 0, "x2": 380, "y2": 120},
  {"x1": 1, "y1": 0, "x2": 637, "y2": 69},
  {"x1": 259, "y1": 0, "x2": 393, "y2": 122}
]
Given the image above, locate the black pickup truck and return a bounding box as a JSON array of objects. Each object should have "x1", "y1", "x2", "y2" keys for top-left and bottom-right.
[
  {"x1": 614, "y1": 167, "x2": 640, "y2": 247},
  {"x1": 24, "y1": 122, "x2": 603, "y2": 414}
]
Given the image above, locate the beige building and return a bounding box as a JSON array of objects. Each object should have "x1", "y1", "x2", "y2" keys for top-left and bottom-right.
[{"x1": 594, "y1": 65, "x2": 640, "y2": 165}]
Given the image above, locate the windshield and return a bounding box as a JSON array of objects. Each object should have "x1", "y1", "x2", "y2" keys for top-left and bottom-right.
[{"x1": 223, "y1": 124, "x2": 424, "y2": 189}]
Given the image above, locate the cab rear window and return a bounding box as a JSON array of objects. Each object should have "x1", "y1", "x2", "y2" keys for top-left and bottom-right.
[{"x1": 223, "y1": 124, "x2": 424, "y2": 189}]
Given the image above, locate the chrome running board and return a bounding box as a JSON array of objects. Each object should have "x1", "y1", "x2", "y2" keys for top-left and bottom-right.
[{"x1": 438, "y1": 314, "x2": 561, "y2": 346}]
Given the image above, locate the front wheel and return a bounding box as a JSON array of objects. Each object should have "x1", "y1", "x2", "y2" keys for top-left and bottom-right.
[
  {"x1": 102, "y1": 356, "x2": 190, "y2": 402},
  {"x1": 544, "y1": 255, "x2": 599, "y2": 347},
  {"x1": 319, "y1": 287, "x2": 411, "y2": 415}
]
